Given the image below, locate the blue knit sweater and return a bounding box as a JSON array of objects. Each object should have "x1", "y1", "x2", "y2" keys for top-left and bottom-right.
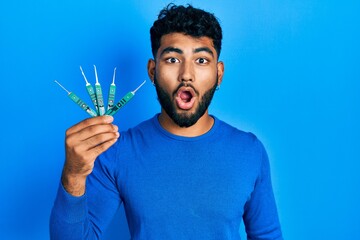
[{"x1": 50, "y1": 114, "x2": 283, "y2": 239}]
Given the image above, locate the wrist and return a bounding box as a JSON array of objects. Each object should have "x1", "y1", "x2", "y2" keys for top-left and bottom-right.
[{"x1": 61, "y1": 170, "x2": 87, "y2": 197}]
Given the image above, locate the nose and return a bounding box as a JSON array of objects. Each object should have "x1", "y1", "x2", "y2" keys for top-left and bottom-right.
[{"x1": 178, "y1": 60, "x2": 194, "y2": 83}]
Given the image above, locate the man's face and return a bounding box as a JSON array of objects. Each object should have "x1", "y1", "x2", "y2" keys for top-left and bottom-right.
[{"x1": 148, "y1": 32, "x2": 224, "y2": 127}]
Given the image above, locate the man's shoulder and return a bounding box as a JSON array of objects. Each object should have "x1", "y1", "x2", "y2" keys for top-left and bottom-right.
[
  {"x1": 215, "y1": 116, "x2": 259, "y2": 142},
  {"x1": 213, "y1": 116, "x2": 267, "y2": 156}
]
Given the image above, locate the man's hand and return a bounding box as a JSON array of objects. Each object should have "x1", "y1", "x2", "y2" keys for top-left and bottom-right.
[{"x1": 61, "y1": 115, "x2": 119, "y2": 196}]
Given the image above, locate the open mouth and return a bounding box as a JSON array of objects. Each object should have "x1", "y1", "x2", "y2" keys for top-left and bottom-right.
[
  {"x1": 180, "y1": 90, "x2": 193, "y2": 103},
  {"x1": 175, "y1": 87, "x2": 196, "y2": 110}
]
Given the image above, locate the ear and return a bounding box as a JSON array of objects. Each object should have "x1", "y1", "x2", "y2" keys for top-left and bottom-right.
[
  {"x1": 216, "y1": 61, "x2": 224, "y2": 86},
  {"x1": 147, "y1": 59, "x2": 156, "y2": 83}
]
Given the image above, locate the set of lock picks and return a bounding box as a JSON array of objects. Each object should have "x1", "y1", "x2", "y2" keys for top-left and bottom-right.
[{"x1": 55, "y1": 65, "x2": 146, "y2": 117}]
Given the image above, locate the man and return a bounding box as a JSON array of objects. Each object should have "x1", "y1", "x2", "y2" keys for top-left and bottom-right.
[{"x1": 50, "y1": 4, "x2": 283, "y2": 239}]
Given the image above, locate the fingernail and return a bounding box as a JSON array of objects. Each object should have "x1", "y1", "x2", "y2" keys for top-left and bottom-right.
[{"x1": 104, "y1": 115, "x2": 114, "y2": 123}]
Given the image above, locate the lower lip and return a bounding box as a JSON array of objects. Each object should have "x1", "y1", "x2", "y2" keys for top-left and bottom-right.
[{"x1": 175, "y1": 96, "x2": 196, "y2": 110}]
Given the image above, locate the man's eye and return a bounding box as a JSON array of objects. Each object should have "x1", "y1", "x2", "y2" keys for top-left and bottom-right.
[
  {"x1": 196, "y1": 58, "x2": 209, "y2": 64},
  {"x1": 166, "y1": 57, "x2": 179, "y2": 63}
]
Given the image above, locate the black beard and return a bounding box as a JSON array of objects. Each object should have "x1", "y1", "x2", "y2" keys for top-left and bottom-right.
[{"x1": 154, "y1": 76, "x2": 218, "y2": 128}]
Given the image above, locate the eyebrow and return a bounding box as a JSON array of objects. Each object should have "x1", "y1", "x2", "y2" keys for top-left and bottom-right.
[
  {"x1": 159, "y1": 47, "x2": 183, "y2": 57},
  {"x1": 194, "y1": 47, "x2": 214, "y2": 57},
  {"x1": 159, "y1": 46, "x2": 214, "y2": 57}
]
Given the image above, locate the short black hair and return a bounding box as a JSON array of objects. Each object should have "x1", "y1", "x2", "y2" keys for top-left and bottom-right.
[{"x1": 150, "y1": 4, "x2": 222, "y2": 59}]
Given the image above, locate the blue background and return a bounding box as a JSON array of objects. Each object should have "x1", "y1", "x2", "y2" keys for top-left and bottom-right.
[{"x1": 1, "y1": 0, "x2": 359, "y2": 239}]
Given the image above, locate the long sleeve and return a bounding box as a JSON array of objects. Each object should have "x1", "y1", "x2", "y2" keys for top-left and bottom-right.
[
  {"x1": 49, "y1": 144, "x2": 122, "y2": 240},
  {"x1": 50, "y1": 115, "x2": 283, "y2": 239},
  {"x1": 243, "y1": 142, "x2": 283, "y2": 240}
]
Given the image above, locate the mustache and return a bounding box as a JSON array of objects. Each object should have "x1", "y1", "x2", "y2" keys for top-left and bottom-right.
[{"x1": 173, "y1": 82, "x2": 199, "y2": 96}]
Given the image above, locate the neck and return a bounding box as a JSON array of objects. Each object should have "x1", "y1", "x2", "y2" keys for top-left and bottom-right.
[{"x1": 158, "y1": 109, "x2": 214, "y2": 137}]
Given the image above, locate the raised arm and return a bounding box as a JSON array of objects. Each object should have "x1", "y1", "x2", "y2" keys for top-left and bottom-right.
[
  {"x1": 62, "y1": 115, "x2": 119, "y2": 196},
  {"x1": 50, "y1": 115, "x2": 120, "y2": 240}
]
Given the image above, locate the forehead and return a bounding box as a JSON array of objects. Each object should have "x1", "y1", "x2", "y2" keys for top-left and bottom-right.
[{"x1": 158, "y1": 32, "x2": 217, "y2": 57}]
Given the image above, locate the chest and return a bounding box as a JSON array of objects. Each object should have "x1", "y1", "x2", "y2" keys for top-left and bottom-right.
[{"x1": 118, "y1": 143, "x2": 259, "y2": 223}]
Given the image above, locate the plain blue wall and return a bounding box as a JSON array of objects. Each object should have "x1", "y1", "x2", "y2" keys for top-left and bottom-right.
[{"x1": 1, "y1": 0, "x2": 359, "y2": 239}]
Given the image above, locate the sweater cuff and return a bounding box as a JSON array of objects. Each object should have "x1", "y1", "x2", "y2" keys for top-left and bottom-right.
[{"x1": 53, "y1": 182, "x2": 88, "y2": 223}]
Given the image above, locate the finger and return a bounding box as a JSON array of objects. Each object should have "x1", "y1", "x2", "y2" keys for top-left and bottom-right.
[
  {"x1": 84, "y1": 132, "x2": 120, "y2": 151},
  {"x1": 77, "y1": 123, "x2": 118, "y2": 142},
  {"x1": 66, "y1": 115, "x2": 114, "y2": 136},
  {"x1": 66, "y1": 132, "x2": 119, "y2": 162},
  {"x1": 87, "y1": 136, "x2": 119, "y2": 160},
  {"x1": 65, "y1": 124, "x2": 118, "y2": 148}
]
